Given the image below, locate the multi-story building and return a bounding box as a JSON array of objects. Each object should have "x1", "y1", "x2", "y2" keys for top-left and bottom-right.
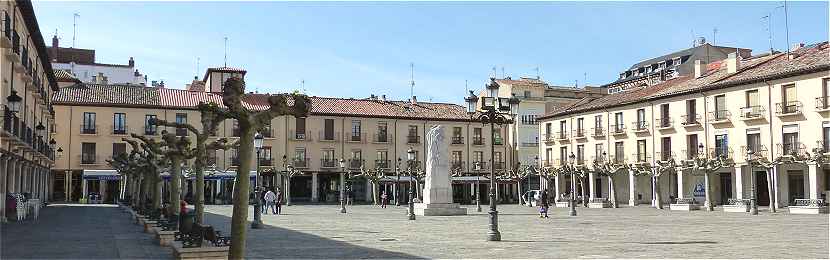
[
  {"x1": 47, "y1": 35, "x2": 147, "y2": 86},
  {"x1": 539, "y1": 42, "x2": 829, "y2": 212},
  {"x1": 0, "y1": 0, "x2": 60, "y2": 222},
  {"x1": 51, "y1": 67, "x2": 522, "y2": 205}
]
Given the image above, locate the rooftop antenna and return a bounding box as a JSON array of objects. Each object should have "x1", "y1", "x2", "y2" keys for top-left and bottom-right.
[
  {"x1": 690, "y1": 29, "x2": 696, "y2": 47},
  {"x1": 583, "y1": 72, "x2": 587, "y2": 86},
  {"x1": 72, "y1": 12, "x2": 79, "y2": 48},
  {"x1": 464, "y1": 80, "x2": 468, "y2": 92},
  {"x1": 783, "y1": 0, "x2": 790, "y2": 54},
  {"x1": 535, "y1": 67, "x2": 540, "y2": 79},
  {"x1": 409, "y1": 62, "x2": 415, "y2": 98},
  {"x1": 491, "y1": 66, "x2": 497, "y2": 78},
  {"x1": 301, "y1": 79, "x2": 306, "y2": 93},
  {"x1": 501, "y1": 67, "x2": 505, "y2": 78},
  {"x1": 223, "y1": 36, "x2": 228, "y2": 67},
  {"x1": 196, "y1": 57, "x2": 200, "y2": 78},
  {"x1": 712, "y1": 28, "x2": 718, "y2": 45},
  {"x1": 762, "y1": 14, "x2": 774, "y2": 53}
]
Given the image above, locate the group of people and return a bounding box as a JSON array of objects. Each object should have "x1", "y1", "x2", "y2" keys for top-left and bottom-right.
[{"x1": 259, "y1": 188, "x2": 284, "y2": 215}]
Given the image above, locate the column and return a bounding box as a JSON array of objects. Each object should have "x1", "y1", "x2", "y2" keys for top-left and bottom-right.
[
  {"x1": 628, "y1": 169, "x2": 637, "y2": 206},
  {"x1": 310, "y1": 172, "x2": 318, "y2": 202},
  {"x1": 677, "y1": 169, "x2": 684, "y2": 199},
  {"x1": 365, "y1": 178, "x2": 372, "y2": 202},
  {"x1": 554, "y1": 174, "x2": 561, "y2": 202},
  {"x1": 734, "y1": 166, "x2": 743, "y2": 200},
  {"x1": 100, "y1": 179, "x2": 107, "y2": 203},
  {"x1": 65, "y1": 171, "x2": 72, "y2": 202},
  {"x1": 588, "y1": 171, "x2": 596, "y2": 200},
  {"x1": 1, "y1": 155, "x2": 7, "y2": 222},
  {"x1": 8, "y1": 159, "x2": 16, "y2": 194},
  {"x1": 808, "y1": 163, "x2": 820, "y2": 200},
  {"x1": 82, "y1": 179, "x2": 88, "y2": 201},
  {"x1": 772, "y1": 166, "x2": 780, "y2": 208}
]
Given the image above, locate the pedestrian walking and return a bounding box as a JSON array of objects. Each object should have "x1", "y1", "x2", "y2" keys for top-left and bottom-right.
[
  {"x1": 539, "y1": 190, "x2": 549, "y2": 218},
  {"x1": 264, "y1": 189, "x2": 277, "y2": 214},
  {"x1": 380, "y1": 191, "x2": 388, "y2": 208},
  {"x1": 275, "y1": 188, "x2": 283, "y2": 215},
  {"x1": 259, "y1": 188, "x2": 268, "y2": 214}
]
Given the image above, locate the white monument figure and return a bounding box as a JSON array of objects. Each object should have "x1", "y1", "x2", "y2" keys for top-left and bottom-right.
[{"x1": 414, "y1": 125, "x2": 467, "y2": 216}]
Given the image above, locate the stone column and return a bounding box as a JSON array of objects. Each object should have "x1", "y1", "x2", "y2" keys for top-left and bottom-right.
[
  {"x1": 82, "y1": 178, "x2": 88, "y2": 201},
  {"x1": 772, "y1": 166, "x2": 780, "y2": 208},
  {"x1": 65, "y1": 171, "x2": 72, "y2": 202},
  {"x1": 8, "y1": 159, "x2": 16, "y2": 194},
  {"x1": 676, "y1": 169, "x2": 685, "y2": 199},
  {"x1": 734, "y1": 166, "x2": 743, "y2": 200},
  {"x1": 628, "y1": 169, "x2": 637, "y2": 206},
  {"x1": 100, "y1": 180, "x2": 107, "y2": 203},
  {"x1": 588, "y1": 171, "x2": 596, "y2": 200},
  {"x1": 0, "y1": 155, "x2": 8, "y2": 222},
  {"x1": 365, "y1": 178, "x2": 372, "y2": 202},
  {"x1": 554, "y1": 174, "x2": 561, "y2": 202},
  {"x1": 311, "y1": 172, "x2": 319, "y2": 202},
  {"x1": 808, "y1": 163, "x2": 820, "y2": 200}
]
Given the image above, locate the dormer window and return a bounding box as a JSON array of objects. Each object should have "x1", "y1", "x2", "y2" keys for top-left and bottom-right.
[
  {"x1": 672, "y1": 57, "x2": 682, "y2": 66},
  {"x1": 645, "y1": 66, "x2": 652, "y2": 73},
  {"x1": 620, "y1": 73, "x2": 626, "y2": 79},
  {"x1": 659, "y1": 61, "x2": 666, "y2": 69}
]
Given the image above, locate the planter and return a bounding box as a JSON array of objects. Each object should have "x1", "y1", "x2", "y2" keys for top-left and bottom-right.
[{"x1": 172, "y1": 242, "x2": 229, "y2": 260}]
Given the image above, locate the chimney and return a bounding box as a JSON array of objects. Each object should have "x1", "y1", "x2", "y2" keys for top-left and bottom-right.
[
  {"x1": 726, "y1": 52, "x2": 740, "y2": 74},
  {"x1": 128, "y1": 57, "x2": 135, "y2": 67},
  {"x1": 411, "y1": 95, "x2": 417, "y2": 104},
  {"x1": 792, "y1": 43, "x2": 805, "y2": 51},
  {"x1": 381, "y1": 94, "x2": 387, "y2": 102},
  {"x1": 52, "y1": 34, "x2": 58, "y2": 48},
  {"x1": 96, "y1": 72, "x2": 105, "y2": 84},
  {"x1": 694, "y1": 60, "x2": 706, "y2": 78}
]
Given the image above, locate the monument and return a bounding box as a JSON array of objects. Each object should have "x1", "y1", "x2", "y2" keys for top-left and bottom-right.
[{"x1": 414, "y1": 125, "x2": 467, "y2": 216}]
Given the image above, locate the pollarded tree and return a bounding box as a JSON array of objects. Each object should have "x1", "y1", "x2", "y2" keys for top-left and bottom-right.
[
  {"x1": 631, "y1": 159, "x2": 676, "y2": 209},
  {"x1": 681, "y1": 153, "x2": 733, "y2": 211},
  {"x1": 539, "y1": 166, "x2": 559, "y2": 201},
  {"x1": 593, "y1": 158, "x2": 628, "y2": 208},
  {"x1": 497, "y1": 167, "x2": 529, "y2": 205},
  {"x1": 150, "y1": 102, "x2": 237, "y2": 224},
  {"x1": 357, "y1": 164, "x2": 386, "y2": 205},
  {"x1": 131, "y1": 134, "x2": 172, "y2": 212},
  {"x1": 220, "y1": 77, "x2": 311, "y2": 260}
]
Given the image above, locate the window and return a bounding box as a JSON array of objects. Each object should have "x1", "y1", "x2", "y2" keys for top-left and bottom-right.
[
  {"x1": 473, "y1": 151, "x2": 484, "y2": 163},
  {"x1": 594, "y1": 115, "x2": 603, "y2": 134},
  {"x1": 321, "y1": 149, "x2": 335, "y2": 168},
  {"x1": 672, "y1": 57, "x2": 682, "y2": 66},
  {"x1": 493, "y1": 128, "x2": 503, "y2": 145},
  {"x1": 685, "y1": 99, "x2": 697, "y2": 124},
  {"x1": 452, "y1": 127, "x2": 463, "y2": 144},
  {"x1": 113, "y1": 113, "x2": 126, "y2": 134},
  {"x1": 821, "y1": 79, "x2": 830, "y2": 109},
  {"x1": 261, "y1": 122, "x2": 272, "y2": 138},
  {"x1": 323, "y1": 119, "x2": 335, "y2": 140},
  {"x1": 545, "y1": 122, "x2": 552, "y2": 139},
  {"x1": 614, "y1": 112, "x2": 624, "y2": 132},
  {"x1": 747, "y1": 132, "x2": 762, "y2": 154},
  {"x1": 659, "y1": 104, "x2": 670, "y2": 127},
  {"x1": 376, "y1": 122, "x2": 388, "y2": 142},
  {"x1": 595, "y1": 144, "x2": 604, "y2": 160},
  {"x1": 714, "y1": 95, "x2": 727, "y2": 120},
  {"x1": 576, "y1": 118, "x2": 584, "y2": 136},
  {"x1": 296, "y1": 117, "x2": 306, "y2": 139},
  {"x1": 559, "y1": 147, "x2": 568, "y2": 166},
  {"x1": 451, "y1": 151, "x2": 463, "y2": 164},
  {"x1": 350, "y1": 150, "x2": 362, "y2": 168},
  {"x1": 637, "y1": 140, "x2": 647, "y2": 162},
  {"x1": 714, "y1": 134, "x2": 728, "y2": 158},
  {"x1": 144, "y1": 115, "x2": 157, "y2": 135},
  {"x1": 523, "y1": 90, "x2": 531, "y2": 98},
  {"x1": 175, "y1": 113, "x2": 187, "y2": 136},
  {"x1": 687, "y1": 134, "x2": 699, "y2": 159},
  {"x1": 407, "y1": 125, "x2": 419, "y2": 143},
  {"x1": 376, "y1": 150, "x2": 389, "y2": 168},
  {"x1": 781, "y1": 84, "x2": 798, "y2": 114},
  {"x1": 82, "y1": 112, "x2": 96, "y2": 134},
  {"x1": 294, "y1": 148, "x2": 307, "y2": 167},
  {"x1": 545, "y1": 148, "x2": 553, "y2": 166},
  {"x1": 576, "y1": 145, "x2": 584, "y2": 165},
  {"x1": 112, "y1": 143, "x2": 126, "y2": 158},
  {"x1": 232, "y1": 120, "x2": 241, "y2": 137},
  {"x1": 259, "y1": 147, "x2": 272, "y2": 165},
  {"x1": 636, "y1": 109, "x2": 646, "y2": 129},
  {"x1": 473, "y1": 128, "x2": 483, "y2": 145},
  {"x1": 559, "y1": 121, "x2": 567, "y2": 139},
  {"x1": 614, "y1": 142, "x2": 624, "y2": 163},
  {"x1": 81, "y1": 142, "x2": 96, "y2": 164},
  {"x1": 661, "y1": 137, "x2": 671, "y2": 161},
  {"x1": 824, "y1": 123, "x2": 830, "y2": 152},
  {"x1": 351, "y1": 120, "x2": 362, "y2": 141},
  {"x1": 783, "y1": 125, "x2": 800, "y2": 155}
]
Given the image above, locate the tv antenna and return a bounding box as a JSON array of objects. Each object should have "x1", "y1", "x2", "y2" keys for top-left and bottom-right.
[
  {"x1": 223, "y1": 36, "x2": 228, "y2": 67},
  {"x1": 409, "y1": 62, "x2": 415, "y2": 98},
  {"x1": 72, "y1": 12, "x2": 79, "y2": 48}
]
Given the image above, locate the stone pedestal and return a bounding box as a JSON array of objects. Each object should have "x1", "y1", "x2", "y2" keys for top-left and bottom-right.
[
  {"x1": 172, "y1": 242, "x2": 229, "y2": 260},
  {"x1": 156, "y1": 230, "x2": 176, "y2": 246},
  {"x1": 555, "y1": 201, "x2": 570, "y2": 208},
  {"x1": 144, "y1": 221, "x2": 158, "y2": 233},
  {"x1": 669, "y1": 203, "x2": 700, "y2": 211},
  {"x1": 414, "y1": 203, "x2": 467, "y2": 216}
]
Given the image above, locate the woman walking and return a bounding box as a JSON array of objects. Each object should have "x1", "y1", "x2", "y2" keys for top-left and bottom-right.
[{"x1": 539, "y1": 190, "x2": 550, "y2": 218}]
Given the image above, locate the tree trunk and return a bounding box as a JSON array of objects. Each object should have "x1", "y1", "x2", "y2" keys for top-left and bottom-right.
[
  {"x1": 372, "y1": 181, "x2": 380, "y2": 205},
  {"x1": 517, "y1": 181, "x2": 523, "y2": 205},
  {"x1": 153, "y1": 173, "x2": 163, "y2": 210},
  {"x1": 194, "y1": 159, "x2": 206, "y2": 224},
  {"x1": 229, "y1": 127, "x2": 254, "y2": 260},
  {"x1": 578, "y1": 176, "x2": 587, "y2": 207},
  {"x1": 170, "y1": 157, "x2": 183, "y2": 219},
  {"x1": 285, "y1": 176, "x2": 292, "y2": 206},
  {"x1": 703, "y1": 171, "x2": 714, "y2": 211},
  {"x1": 766, "y1": 170, "x2": 776, "y2": 213},
  {"x1": 653, "y1": 175, "x2": 663, "y2": 209},
  {"x1": 608, "y1": 175, "x2": 617, "y2": 208}
]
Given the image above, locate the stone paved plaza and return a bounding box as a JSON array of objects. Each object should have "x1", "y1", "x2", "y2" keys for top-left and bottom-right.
[
  {"x1": 1, "y1": 203, "x2": 827, "y2": 259},
  {"x1": 202, "y1": 204, "x2": 830, "y2": 259}
]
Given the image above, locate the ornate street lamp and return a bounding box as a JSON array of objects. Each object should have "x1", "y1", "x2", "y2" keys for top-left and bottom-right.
[
  {"x1": 36, "y1": 122, "x2": 46, "y2": 137},
  {"x1": 56, "y1": 147, "x2": 64, "y2": 158},
  {"x1": 6, "y1": 90, "x2": 22, "y2": 113},
  {"x1": 407, "y1": 147, "x2": 416, "y2": 221},
  {"x1": 49, "y1": 139, "x2": 56, "y2": 149},
  {"x1": 747, "y1": 148, "x2": 758, "y2": 215},
  {"x1": 339, "y1": 158, "x2": 347, "y2": 213},
  {"x1": 568, "y1": 152, "x2": 577, "y2": 216},
  {"x1": 251, "y1": 132, "x2": 264, "y2": 229},
  {"x1": 464, "y1": 81, "x2": 519, "y2": 241}
]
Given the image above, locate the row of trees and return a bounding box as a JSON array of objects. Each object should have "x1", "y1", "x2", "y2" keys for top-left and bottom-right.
[{"x1": 108, "y1": 78, "x2": 311, "y2": 259}]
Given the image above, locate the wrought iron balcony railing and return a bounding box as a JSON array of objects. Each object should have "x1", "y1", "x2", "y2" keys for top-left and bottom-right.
[
  {"x1": 739, "y1": 106, "x2": 766, "y2": 119},
  {"x1": 776, "y1": 101, "x2": 802, "y2": 116}
]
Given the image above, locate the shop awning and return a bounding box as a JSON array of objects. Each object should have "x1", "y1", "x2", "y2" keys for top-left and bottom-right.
[
  {"x1": 82, "y1": 170, "x2": 121, "y2": 180},
  {"x1": 160, "y1": 170, "x2": 258, "y2": 181}
]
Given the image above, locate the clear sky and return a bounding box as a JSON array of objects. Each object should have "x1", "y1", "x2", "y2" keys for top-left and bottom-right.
[{"x1": 33, "y1": 1, "x2": 828, "y2": 104}]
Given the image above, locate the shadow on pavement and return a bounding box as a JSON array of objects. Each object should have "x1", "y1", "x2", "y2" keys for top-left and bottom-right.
[{"x1": 202, "y1": 211, "x2": 423, "y2": 259}]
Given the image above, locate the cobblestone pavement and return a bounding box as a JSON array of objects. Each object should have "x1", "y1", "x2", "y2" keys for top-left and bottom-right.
[
  {"x1": 203, "y1": 203, "x2": 830, "y2": 259},
  {"x1": 1, "y1": 204, "x2": 171, "y2": 259}
]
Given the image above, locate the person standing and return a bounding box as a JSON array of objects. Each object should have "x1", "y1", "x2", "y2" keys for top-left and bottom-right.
[
  {"x1": 380, "y1": 191, "x2": 388, "y2": 208},
  {"x1": 539, "y1": 190, "x2": 550, "y2": 218},
  {"x1": 264, "y1": 189, "x2": 277, "y2": 214},
  {"x1": 275, "y1": 188, "x2": 283, "y2": 215}
]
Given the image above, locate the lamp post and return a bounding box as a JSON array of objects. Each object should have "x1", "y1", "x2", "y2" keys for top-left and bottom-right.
[
  {"x1": 464, "y1": 79, "x2": 520, "y2": 242},
  {"x1": 747, "y1": 149, "x2": 758, "y2": 215},
  {"x1": 251, "y1": 132, "x2": 264, "y2": 229},
  {"x1": 339, "y1": 158, "x2": 347, "y2": 213},
  {"x1": 568, "y1": 152, "x2": 577, "y2": 217},
  {"x1": 6, "y1": 90, "x2": 22, "y2": 113},
  {"x1": 396, "y1": 158, "x2": 402, "y2": 206},
  {"x1": 407, "y1": 148, "x2": 416, "y2": 221},
  {"x1": 475, "y1": 162, "x2": 482, "y2": 212}
]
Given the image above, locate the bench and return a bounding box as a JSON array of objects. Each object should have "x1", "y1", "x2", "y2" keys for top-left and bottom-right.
[
  {"x1": 587, "y1": 198, "x2": 611, "y2": 208},
  {"x1": 722, "y1": 198, "x2": 750, "y2": 213},
  {"x1": 171, "y1": 224, "x2": 231, "y2": 259},
  {"x1": 789, "y1": 199, "x2": 828, "y2": 214},
  {"x1": 670, "y1": 198, "x2": 700, "y2": 211}
]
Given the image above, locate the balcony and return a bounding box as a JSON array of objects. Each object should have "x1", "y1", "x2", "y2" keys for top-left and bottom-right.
[
  {"x1": 543, "y1": 133, "x2": 555, "y2": 143},
  {"x1": 591, "y1": 127, "x2": 606, "y2": 138},
  {"x1": 707, "y1": 110, "x2": 731, "y2": 124},
  {"x1": 293, "y1": 158, "x2": 310, "y2": 169},
  {"x1": 349, "y1": 159, "x2": 364, "y2": 169},
  {"x1": 816, "y1": 97, "x2": 830, "y2": 112},
  {"x1": 555, "y1": 131, "x2": 569, "y2": 141},
  {"x1": 319, "y1": 131, "x2": 340, "y2": 142},
  {"x1": 776, "y1": 101, "x2": 802, "y2": 117},
  {"x1": 573, "y1": 129, "x2": 587, "y2": 139},
  {"x1": 259, "y1": 158, "x2": 273, "y2": 166},
  {"x1": 80, "y1": 154, "x2": 98, "y2": 165},
  {"x1": 451, "y1": 161, "x2": 465, "y2": 171},
  {"x1": 681, "y1": 114, "x2": 701, "y2": 126},
  {"x1": 1, "y1": 11, "x2": 11, "y2": 48},
  {"x1": 471, "y1": 161, "x2": 488, "y2": 171},
  {"x1": 111, "y1": 125, "x2": 129, "y2": 135},
  {"x1": 451, "y1": 136, "x2": 464, "y2": 145},
  {"x1": 2, "y1": 105, "x2": 20, "y2": 137},
  {"x1": 493, "y1": 137, "x2": 504, "y2": 145},
  {"x1": 521, "y1": 142, "x2": 539, "y2": 147},
  {"x1": 680, "y1": 149, "x2": 702, "y2": 161},
  {"x1": 611, "y1": 154, "x2": 627, "y2": 164},
  {"x1": 320, "y1": 159, "x2": 337, "y2": 168},
  {"x1": 655, "y1": 118, "x2": 673, "y2": 129},
  {"x1": 290, "y1": 130, "x2": 311, "y2": 141},
  {"x1": 655, "y1": 151, "x2": 675, "y2": 162},
  {"x1": 493, "y1": 162, "x2": 505, "y2": 170},
  {"x1": 740, "y1": 145, "x2": 769, "y2": 161},
  {"x1": 373, "y1": 133, "x2": 390, "y2": 143},
  {"x1": 631, "y1": 121, "x2": 649, "y2": 133},
  {"x1": 175, "y1": 128, "x2": 188, "y2": 137},
  {"x1": 472, "y1": 137, "x2": 484, "y2": 146},
  {"x1": 144, "y1": 127, "x2": 158, "y2": 136},
  {"x1": 610, "y1": 124, "x2": 626, "y2": 136},
  {"x1": 777, "y1": 142, "x2": 808, "y2": 158},
  {"x1": 817, "y1": 141, "x2": 830, "y2": 154},
  {"x1": 739, "y1": 106, "x2": 766, "y2": 120},
  {"x1": 346, "y1": 133, "x2": 365, "y2": 143},
  {"x1": 708, "y1": 147, "x2": 733, "y2": 160},
  {"x1": 375, "y1": 159, "x2": 390, "y2": 169},
  {"x1": 631, "y1": 153, "x2": 650, "y2": 164},
  {"x1": 542, "y1": 160, "x2": 553, "y2": 167},
  {"x1": 407, "y1": 135, "x2": 420, "y2": 144},
  {"x1": 80, "y1": 125, "x2": 98, "y2": 135}
]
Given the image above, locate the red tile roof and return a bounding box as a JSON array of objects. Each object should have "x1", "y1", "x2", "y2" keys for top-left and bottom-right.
[
  {"x1": 53, "y1": 83, "x2": 472, "y2": 121},
  {"x1": 54, "y1": 69, "x2": 78, "y2": 82}
]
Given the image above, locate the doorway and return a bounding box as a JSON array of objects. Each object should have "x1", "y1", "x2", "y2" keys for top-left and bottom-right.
[
  {"x1": 720, "y1": 173, "x2": 732, "y2": 203},
  {"x1": 755, "y1": 171, "x2": 770, "y2": 206},
  {"x1": 788, "y1": 170, "x2": 805, "y2": 203}
]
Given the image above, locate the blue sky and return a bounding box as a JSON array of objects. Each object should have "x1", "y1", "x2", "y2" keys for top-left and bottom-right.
[{"x1": 33, "y1": 1, "x2": 828, "y2": 104}]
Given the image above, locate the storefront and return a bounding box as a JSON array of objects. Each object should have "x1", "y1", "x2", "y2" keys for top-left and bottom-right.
[{"x1": 81, "y1": 170, "x2": 122, "y2": 204}]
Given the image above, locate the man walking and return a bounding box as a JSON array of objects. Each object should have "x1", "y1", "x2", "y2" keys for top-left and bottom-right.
[
  {"x1": 264, "y1": 188, "x2": 277, "y2": 214},
  {"x1": 275, "y1": 188, "x2": 283, "y2": 215}
]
